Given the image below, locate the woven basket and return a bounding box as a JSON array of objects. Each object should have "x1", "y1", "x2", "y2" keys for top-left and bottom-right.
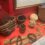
[{"x1": 0, "y1": 16, "x2": 16, "y2": 36}]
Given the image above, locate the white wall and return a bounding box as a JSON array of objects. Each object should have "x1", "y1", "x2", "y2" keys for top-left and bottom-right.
[{"x1": 16, "y1": 0, "x2": 45, "y2": 8}]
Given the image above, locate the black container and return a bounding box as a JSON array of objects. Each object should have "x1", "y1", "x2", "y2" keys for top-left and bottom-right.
[{"x1": 17, "y1": 15, "x2": 26, "y2": 24}]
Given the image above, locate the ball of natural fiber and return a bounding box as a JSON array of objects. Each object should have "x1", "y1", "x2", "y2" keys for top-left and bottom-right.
[{"x1": 30, "y1": 13, "x2": 38, "y2": 21}]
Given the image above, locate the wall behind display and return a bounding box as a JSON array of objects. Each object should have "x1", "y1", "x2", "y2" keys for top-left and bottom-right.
[{"x1": 16, "y1": 0, "x2": 45, "y2": 8}]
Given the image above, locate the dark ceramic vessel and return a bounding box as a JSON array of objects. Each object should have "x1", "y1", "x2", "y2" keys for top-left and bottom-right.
[{"x1": 17, "y1": 15, "x2": 26, "y2": 24}]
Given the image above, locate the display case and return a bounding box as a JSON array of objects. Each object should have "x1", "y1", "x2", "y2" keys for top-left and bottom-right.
[{"x1": 0, "y1": 0, "x2": 45, "y2": 45}]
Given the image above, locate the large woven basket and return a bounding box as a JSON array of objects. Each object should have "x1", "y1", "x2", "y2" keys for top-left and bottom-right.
[{"x1": 0, "y1": 16, "x2": 16, "y2": 36}]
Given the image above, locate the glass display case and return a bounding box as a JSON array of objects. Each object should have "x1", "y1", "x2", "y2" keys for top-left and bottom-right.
[{"x1": 0, "y1": 0, "x2": 45, "y2": 45}]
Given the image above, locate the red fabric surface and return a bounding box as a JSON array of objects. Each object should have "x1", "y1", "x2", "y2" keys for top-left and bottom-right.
[
  {"x1": 0, "y1": 0, "x2": 45, "y2": 45},
  {"x1": 0, "y1": 0, "x2": 9, "y2": 12},
  {"x1": 0, "y1": 6, "x2": 37, "y2": 45},
  {"x1": 0, "y1": 6, "x2": 45, "y2": 45}
]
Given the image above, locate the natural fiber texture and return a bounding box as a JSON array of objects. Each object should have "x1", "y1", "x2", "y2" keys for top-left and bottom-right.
[{"x1": 0, "y1": 16, "x2": 16, "y2": 36}]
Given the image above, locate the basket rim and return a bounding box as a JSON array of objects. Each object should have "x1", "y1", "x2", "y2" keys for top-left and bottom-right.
[{"x1": 0, "y1": 16, "x2": 15, "y2": 28}]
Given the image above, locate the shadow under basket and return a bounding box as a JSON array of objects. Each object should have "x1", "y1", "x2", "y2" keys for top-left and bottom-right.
[{"x1": 0, "y1": 16, "x2": 16, "y2": 36}]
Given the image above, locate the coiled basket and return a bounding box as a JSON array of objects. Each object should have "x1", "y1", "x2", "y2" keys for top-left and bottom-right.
[{"x1": 0, "y1": 16, "x2": 16, "y2": 36}]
